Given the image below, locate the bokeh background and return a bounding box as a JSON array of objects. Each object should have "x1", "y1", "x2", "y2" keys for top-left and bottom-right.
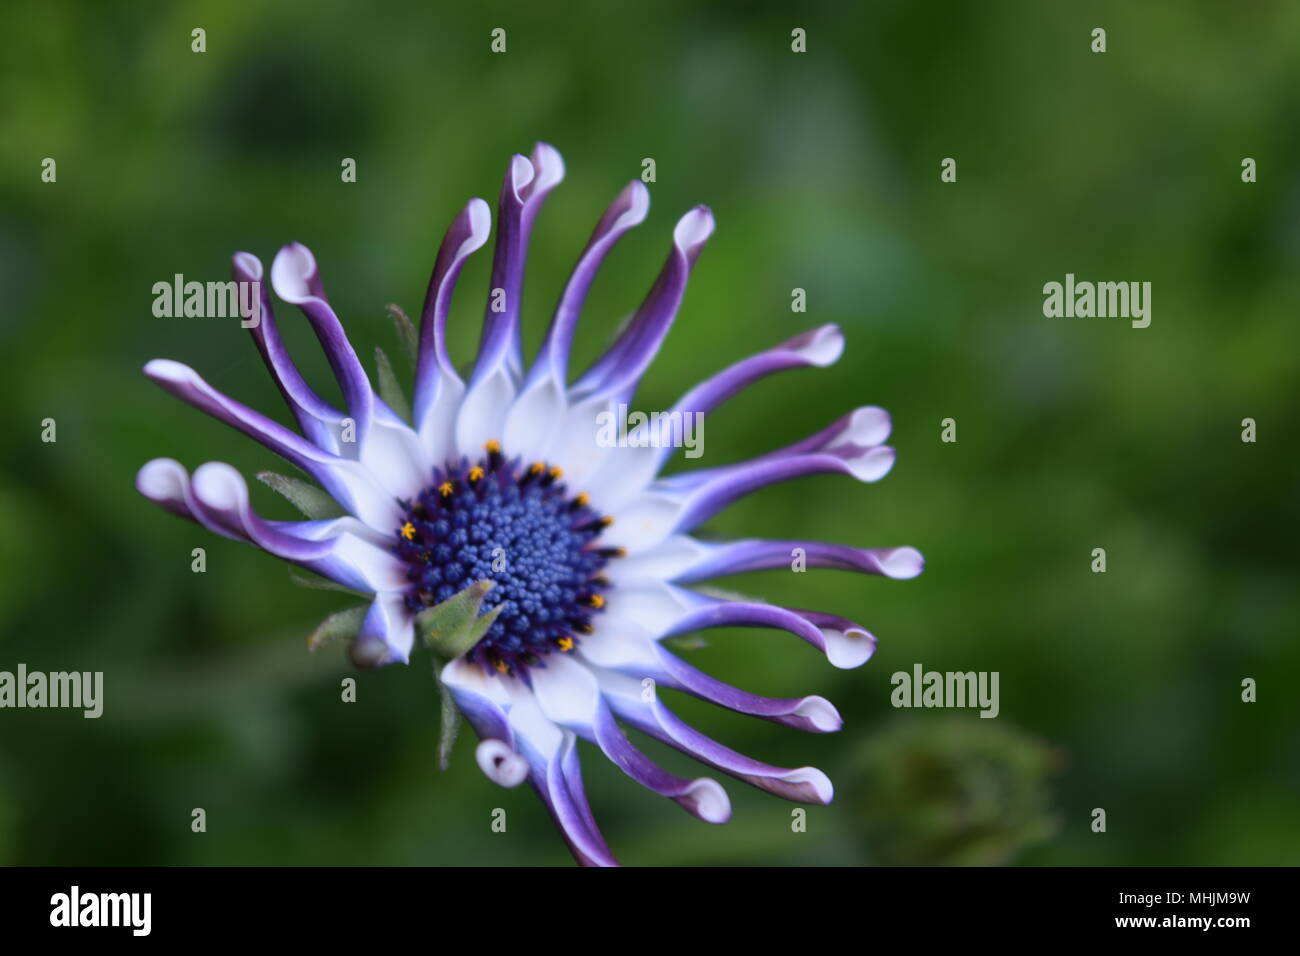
[{"x1": 1, "y1": 0, "x2": 1297, "y2": 866}]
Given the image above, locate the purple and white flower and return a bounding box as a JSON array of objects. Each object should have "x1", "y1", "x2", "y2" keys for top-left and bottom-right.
[{"x1": 136, "y1": 144, "x2": 923, "y2": 866}]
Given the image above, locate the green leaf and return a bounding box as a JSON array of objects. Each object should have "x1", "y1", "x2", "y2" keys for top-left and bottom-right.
[
  {"x1": 416, "y1": 579, "x2": 504, "y2": 660},
  {"x1": 386, "y1": 302, "x2": 418, "y2": 366},
  {"x1": 257, "y1": 471, "x2": 345, "y2": 519},
  {"x1": 374, "y1": 346, "x2": 411, "y2": 423},
  {"x1": 308, "y1": 605, "x2": 368, "y2": 651},
  {"x1": 432, "y1": 660, "x2": 463, "y2": 771},
  {"x1": 288, "y1": 566, "x2": 370, "y2": 599}
]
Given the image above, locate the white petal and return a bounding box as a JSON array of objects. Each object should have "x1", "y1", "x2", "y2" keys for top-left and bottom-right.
[
  {"x1": 456, "y1": 366, "x2": 516, "y2": 457},
  {"x1": 475, "y1": 739, "x2": 529, "y2": 788},
  {"x1": 501, "y1": 374, "x2": 567, "y2": 464}
]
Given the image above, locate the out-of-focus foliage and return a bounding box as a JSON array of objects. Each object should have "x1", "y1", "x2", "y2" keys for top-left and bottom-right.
[{"x1": 843, "y1": 717, "x2": 1059, "y2": 866}]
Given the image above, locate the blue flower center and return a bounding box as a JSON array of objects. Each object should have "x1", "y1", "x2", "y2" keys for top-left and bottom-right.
[{"x1": 394, "y1": 443, "x2": 618, "y2": 676}]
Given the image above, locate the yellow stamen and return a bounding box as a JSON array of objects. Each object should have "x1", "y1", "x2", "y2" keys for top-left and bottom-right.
[
  {"x1": 400, "y1": 521, "x2": 416, "y2": 540},
  {"x1": 468, "y1": 466, "x2": 485, "y2": 482},
  {"x1": 548, "y1": 465, "x2": 563, "y2": 479},
  {"x1": 587, "y1": 593, "x2": 605, "y2": 609},
  {"x1": 574, "y1": 492, "x2": 589, "y2": 507},
  {"x1": 493, "y1": 659, "x2": 508, "y2": 674},
  {"x1": 484, "y1": 439, "x2": 501, "y2": 453},
  {"x1": 557, "y1": 637, "x2": 574, "y2": 652},
  {"x1": 529, "y1": 461, "x2": 544, "y2": 475},
  {"x1": 438, "y1": 481, "x2": 454, "y2": 496},
  {"x1": 600, "y1": 515, "x2": 614, "y2": 527}
]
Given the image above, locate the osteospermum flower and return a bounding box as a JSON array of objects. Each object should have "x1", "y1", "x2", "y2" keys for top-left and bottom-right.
[{"x1": 136, "y1": 143, "x2": 923, "y2": 866}]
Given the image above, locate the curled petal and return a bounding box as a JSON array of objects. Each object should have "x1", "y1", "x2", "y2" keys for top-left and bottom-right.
[
  {"x1": 471, "y1": 144, "x2": 564, "y2": 386},
  {"x1": 234, "y1": 251, "x2": 343, "y2": 451},
  {"x1": 651, "y1": 645, "x2": 845, "y2": 731},
  {"x1": 591, "y1": 705, "x2": 731, "y2": 823},
  {"x1": 671, "y1": 539, "x2": 925, "y2": 583},
  {"x1": 270, "y1": 243, "x2": 375, "y2": 448},
  {"x1": 413, "y1": 197, "x2": 490, "y2": 456},
  {"x1": 574, "y1": 206, "x2": 715, "y2": 404},
  {"x1": 141, "y1": 360, "x2": 400, "y2": 529},
  {"x1": 138, "y1": 459, "x2": 405, "y2": 594},
  {"x1": 527, "y1": 180, "x2": 650, "y2": 390},
  {"x1": 502, "y1": 182, "x2": 651, "y2": 464},
  {"x1": 781, "y1": 608, "x2": 878, "y2": 669},
  {"x1": 655, "y1": 600, "x2": 875, "y2": 670},
  {"x1": 530, "y1": 656, "x2": 729, "y2": 824},
  {"x1": 475, "y1": 739, "x2": 529, "y2": 788},
  {"x1": 604, "y1": 442, "x2": 895, "y2": 554},
  {"x1": 508, "y1": 693, "x2": 618, "y2": 867},
  {"x1": 608, "y1": 324, "x2": 846, "y2": 493},
  {"x1": 136, "y1": 457, "x2": 206, "y2": 524},
  {"x1": 595, "y1": 667, "x2": 835, "y2": 804}
]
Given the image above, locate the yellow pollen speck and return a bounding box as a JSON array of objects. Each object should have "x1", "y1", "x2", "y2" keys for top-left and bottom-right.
[
  {"x1": 600, "y1": 516, "x2": 614, "y2": 527},
  {"x1": 400, "y1": 521, "x2": 416, "y2": 540},
  {"x1": 485, "y1": 439, "x2": 501, "y2": 453},
  {"x1": 439, "y1": 481, "x2": 454, "y2": 496},
  {"x1": 548, "y1": 466, "x2": 563, "y2": 479},
  {"x1": 588, "y1": 594, "x2": 605, "y2": 609},
  {"x1": 557, "y1": 637, "x2": 574, "y2": 651},
  {"x1": 469, "y1": 466, "x2": 485, "y2": 481},
  {"x1": 529, "y1": 462, "x2": 544, "y2": 474},
  {"x1": 575, "y1": 492, "x2": 589, "y2": 507},
  {"x1": 493, "y1": 659, "x2": 508, "y2": 673}
]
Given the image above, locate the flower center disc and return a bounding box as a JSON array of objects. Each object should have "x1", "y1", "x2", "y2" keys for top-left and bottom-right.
[{"x1": 394, "y1": 443, "x2": 617, "y2": 676}]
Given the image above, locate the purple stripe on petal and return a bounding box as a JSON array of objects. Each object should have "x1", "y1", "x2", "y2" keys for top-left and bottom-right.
[
  {"x1": 782, "y1": 608, "x2": 878, "y2": 669},
  {"x1": 140, "y1": 459, "x2": 397, "y2": 594},
  {"x1": 668, "y1": 448, "x2": 895, "y2": 534},
  {"x1": 589, "y1": 702, "x2": 730, "y2": 823},
  {"x1": 650, "y1": 643, "x2": 843, "y2": 733},
  {"x1": 440, "y1": 659, "x2": 516, "y2": 746},
  {"x1": 270, "y1": 243, "x2": 375, "y2": 447},
  {"x1": 516, "y1": 732, "x2": 619, "y2": 867},
  {"x1": 574, "y1": 206, "x2": 715, "y2": 403},
  {"x1": 525, "y1": 180, "x2": 650, "y2": 390},
  {"x1": 756, "y1": 405, "x2": 892, "y2": 461},
  {"x1": 349, "y1": 594, "x2": 414, "y2": 668},
  {"x1": 188, "y1": 462, "x2": 337, "y2": 561},
  {"x1": 141, "y1": 360, "x2": 404, "y2": 530},
  {"x1": 635, "y1": 324, "x2": 844, "y2": 471},
  {"x1": 471, "y1": 145, "x2": 564, "y2": 386},
  {"x1": 655, "y1": 405, "x2": 893, "y2": 495},
  {"x1": 413, "y1": 198, "x2": 491, "y2": 426},
  {"x1": 234, "y1": 252, "x2": 342, "y2": 451},
  {"x1": 674, "y1": 539, "x2": 925, "y2": 583},
  {"x1": 607, "y1": 693, "x2": 834, "y2": 805},
  {"x1": 143, "y1": 359, "x2": 353, "y2": 500}
]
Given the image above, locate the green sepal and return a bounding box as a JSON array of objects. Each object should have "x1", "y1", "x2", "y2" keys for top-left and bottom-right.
[
  {"x1": 386, "y1": 303, "x2": 418, "y2": 366},
  {"x1": 257, "y1": 471, "x2": 346, "y2": 519},
  {"x1": 374, "y1": 346, "x2": 412, "y2": 423},
  {"x1": 415, "y1": 579, "x2": 504, "y2": 660},
  {"x1": 308, "y1": 604, "x2": 368, "y2": 651},
  {"x1": 432, "y1": 658, "x2": 463, "y2": 771},
  {"x1": 288, "y1": 566, "x2": 370, "y2": 599}
]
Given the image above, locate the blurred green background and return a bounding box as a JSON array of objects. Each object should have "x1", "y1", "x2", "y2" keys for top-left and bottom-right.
[{"x1": 1, "y1": 0, "x2": 1297, "y2": 866}]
